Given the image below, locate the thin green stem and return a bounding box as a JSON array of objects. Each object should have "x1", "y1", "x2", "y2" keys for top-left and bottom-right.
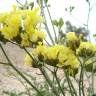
[
  {"x1": 81, "y1": 68, "x2": 85, "y2": 96},
  {"x1": 79, "y1": 67, "x2": 83, "y2": 96},
  {"x1": 0, "y1": 62, "x2": 9, "y2": 65},
  {"x1": 79, "y1": 58, "x2": 85, "y2": 96},
  {"x1": 86, "y1": 0, "x2": 91, "y2": 41},
  {"x1": 10, "y1": 71, "x2": 32, "y2": 96},
  {"x1": 54, "y1": 69, "x2": 65, "y2": 96},
  {"x1": 43, "y1": 14, "x2": 55, "y2": 45},
  {"x1": 85, "y1": 58, "x2": 96, "y2": 95},
  {"x1": 16, "y1": 0, "x2": 24, "y2": 6},
  {"x1": 44, "y1": 65, "x2": 53, "y2": 73},
  {"x1": 43, "y1": 0, "x2": 57, "y2": 43},
  {"x1": 23, "y1": 47, "x2": 38, "y2": 65},
  {"x1": 44, "y1": 39, "x2": 51, "y2": 46},
  {"x1": 57, "y1": 27, "x2": 61, "y2": 44},
  {"x1": 84, "y1": 71, "x2": 91, "y2": 96},
  {"x1": 67, "y1": 75, "x2": 77, "y2": 96},
  {"x1": 91, "y1": 61, "x2": 94, "y2": 95},
  {"x1": 40, "y1": 1, "x2": 54, "y2": 45},
  {"x1": 39, "y1": 67, "x2": 59, "y2": 96},
  {"x1": 0, "y1": 43, "x2": 43, "y2": 96},
  {"x1": 65, "y1": 70, "x2": 74, "y2": 96},
  {"x1": 52, "y1": 67, "x2": 56, "y2": 85}
]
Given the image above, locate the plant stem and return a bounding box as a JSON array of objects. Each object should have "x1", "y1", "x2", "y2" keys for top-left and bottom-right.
[
  {"x1": 79, "y1": 62, "x2": 85, "y2": 96},
  {"x1": 81, "y1": 68, "x2": 85, "y2": 96},
  {"x1": 43, "y1": 0, "x2": 57, "y2": 43},
  {"x1": 43, "y1": 12, "x2": 55, "y2": 45},
  {"x1": 10, "y1": 71, "x2": 32, "y2": 96},
  {"x1": 40, "y1": 0, "x2": 54, "y2": 45},
  {"x1": 54, "y1": 69, "x2": 65, "y2": 96},
  {"x1": 39, "y1": 67, "x2": 60, "y2": 96},
  {"x1": 44, "y1": 39, "x2": 51, "y2": 46},
  {"x1": 91, "y1": 61, "x2": 94, "y2": 95},
  {"x1": 16, "y1": 0, "x2": 24, "y2": 6},
  {"x1": 0, "y1": 62, "x2": 9, "y2": 65},
  {"x1": 44, "y1": 65, "x2": 53, "y2": 73},
  {"x1": 64, "y1": 70, "x2": 74, "y2": 96},
  {"x1": 86, "y1": 0, "x2": 91, "y2": 41},
  {"x1": 68, "y1": 75, "x2": 77, "y2": 96},
  {"x1": 0, "y1": 43, "x2": 43, "y2": 96}
]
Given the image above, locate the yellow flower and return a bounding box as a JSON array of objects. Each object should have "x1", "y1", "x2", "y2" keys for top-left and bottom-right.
[
  {"x1": 30, "y1": 30, "x2": 46, "y2": 42},
  {"x1": 66, "y1": 32, "x2": 78, "y2": 41},
  {"x1": 26, "y1": 26, "x2": 35, "y2": 38},
  {"x1": 66, "y1": 32, "x2": 80, "y2": 50},
  {"x1": 0, "y1": 6, "x2": 43, "y2": 47},
  {"x1": 21, "y1": 33, "x2": 30, "y2": 46},
  {"x1": 24, "y1": 44, "x2": 79, "y2": 68},
  {"x1": 12, "y1": 5, "x2": 17, "y2": 12},
  {"x1": 0, "y1": 13, "x2": 9, "y2": 23},
  {"x1": 31, "y1": 8, "x2": 42, "y2": 25},
  {"x1": 22, "y1": 8, "x2": 42, "y2": 27},
  {"x1": 32, "y1": 45, "x2": 47, "y2": 61},
  {"x1": 24, "y1": 53, "x2": 33, "y2": 67},
  {"x1": 77, "y1": 42, "x2": 96, "y2": 57},
  {"x1": 31, "y1": 44, "x2": 79, "y2": 69},
  {"x1": 57, "y1": 47, "x2": 79, "y2": 69},
  {"x1": 46, "y1": 45, "x2": 64, "y2": 60},
  {"x1": 38, "y1": 41, "x2": 43, "y2": 45},
  {"x1": 1, "y1": 26, "x2": 19, "y2": 40},
  {"x1": 5, "y1": 14, "x2": 21, "y2": 27}
]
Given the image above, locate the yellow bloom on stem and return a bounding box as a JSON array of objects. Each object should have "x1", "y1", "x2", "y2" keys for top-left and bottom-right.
[
  {"x1": 25, "y1": 26, "x2": 35, "y2": 37},
  {"x1": 66, "y1": 32, "x2": 78, "y2": 41},
  {"x1": 24, "y1": 44, "x2": 79, "y2": 68},
  {"x1": 21, "y1": 32, "x2": 30, "y2": 46},
  {"x1": 32, "y1": 44, "x2": 47, "y2": 61},
  {"x1": 1, "y1": 26, "x2": 19, "y2": 40},
  {"x1": 5, "y1": 14, "x2": 21, "y2": 27},
  {"x1": 77, "y1": 41, "x2": 96, "y2": 57},
  {"x1": 46, "y1": 45, "x2": 64, "y2": 60},
  {"x1": 22, "y1": 8, "x2": 42, "y2": 27},
  {"x1": 66, "y1": 32, "x2": 80, "y2": 50},
  {"x1": 0, "y1": 6, "x2": 43, "y2": 47},
  {"x1": 0, "y1": 13, "x2": 9, "y2": 23},
  {"x1": 30, "y1": 8, "x2": 42, "y2": 26},
  {"x1": 57, "y1": 47, "x2": 79, "y2": 69},
  {"x1": 30, "y1": 30, "x2": 46, "y2": 42}
]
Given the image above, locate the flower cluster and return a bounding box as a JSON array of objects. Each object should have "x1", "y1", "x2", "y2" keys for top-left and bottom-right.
[
  {"x1": 24, "y1": 32, "x2": 96, "y2": 72},
  {"x1": 66, "y1": 32, "x2": 80, "y2": 50},
  {"x1": 0, "y1": 5, "x2": 96, "y2": 73},
  {"x1": 66, "y1": 32, "x2": 96, "y2": 57},
  {"x1": 77, "y1": 41, "x2": 96, "y2": 58},
  {"x1": 0, "y1": 5, "x2": 45, "y2": 46},
  {"x1": 24, "y1": 44, "x2": 79, "y2": 69}
]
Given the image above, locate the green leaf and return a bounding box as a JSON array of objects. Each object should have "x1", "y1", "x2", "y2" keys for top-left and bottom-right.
[
  {"x1": 93, "y1": 34, "x2": 96, "y2": 37},
  {"x1": 59, "y1": 18, "x2": 64, "y2": 28},
  {"x1": 44, "y1": 0, "x2": 48, "y2": 4},
  {"x1": 85, "y1": 63, "x2": 96, "y2": 73},
  {"x1": 70, "y1": 6, "x2": 75, "y2": 13},
  {"x1": 92, "y1": 93, "x2": 96, "y2": 96},
  {"x1": 52, "y1": 20, "x2": 58, "y2": 27},
  {"x1": 29, "y1": 2, "x2": 34, "y2": 9}
]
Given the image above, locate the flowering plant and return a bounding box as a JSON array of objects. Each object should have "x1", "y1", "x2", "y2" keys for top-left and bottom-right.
[{"x1": 0, "y1": 0, "x2": 96, "y2": 96}]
